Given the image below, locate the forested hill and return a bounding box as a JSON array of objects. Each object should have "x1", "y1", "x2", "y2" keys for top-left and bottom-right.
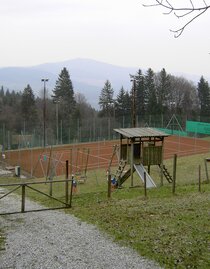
[{"x1": 0, "y1": 58, "x2": 137, "y2": 108}]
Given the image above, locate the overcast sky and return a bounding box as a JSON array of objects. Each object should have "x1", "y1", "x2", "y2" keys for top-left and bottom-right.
[{"x1": 1, "y1": 0, "x2": 210, "y2": 78}]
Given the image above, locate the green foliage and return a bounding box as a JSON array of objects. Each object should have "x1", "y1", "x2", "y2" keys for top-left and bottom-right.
[
  {"x1": 145, "y1": 68, "x2": 158, "y2": 115},
  {"x1": 156, "y1": 68, "x2": 171, "y2": 114},
  {"x1": 21, "y1": 84, "x2": 38, "y2": 131},
  {"x1": 1, "y1": 153, "x2": 210, "y2": 268},
  {"x1": 55, "y1": 68, "x2": 75, "y2": 108},
  {"x1": 0, "y1": 66, "x2": 209, "y2": 148},
  {"x1": 72, "y1": 185, "x2": 210, "y2": 269},
  {"x1": 128, "y1": 68, "x2": 198, "y2": 125},
  {"x1": 53, "y1": 67, "x2": 76, "y2": 142},
  {"x1": 115, "y1": 87, "x2": 131, "y2": 118},
  {"x1": 53, "y1": 67, "x2": 76, "y2": 114},
  {"x1": 53, "y1": 68, "x2": 74, "y2": 100},
  {"x1": 197, "y1": 76, "x2": 210, "y2": 120},
  {"x1": 98, "y1": 80, "x2": 114, "y2": 117},
  {"x1": 0, "y1": 88, "x2": 22, "y2": 136},
  {"x1": 131, "y1": 69, "x2": 147, "y2": 117}
]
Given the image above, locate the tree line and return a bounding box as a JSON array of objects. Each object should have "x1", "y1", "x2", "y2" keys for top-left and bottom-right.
[
  {"x1": 99, "y1": 68, "x2": 209, "y2": 124},
  {"x1": 0, "y1": 66, "x2": 209, "y2": 149}
]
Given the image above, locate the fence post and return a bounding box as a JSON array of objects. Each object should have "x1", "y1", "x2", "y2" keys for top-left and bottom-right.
[
  {"x1": 49, "y1": 178, "x2": 53, "y2": 197},
  {"x1": 69, "y1": 175, "x2": 74, "y2": 208},
  {"x1": 21, "y1": 184, "x2": 26, "y2": 213},
  {"x1": 107, "y1": 172, "x2": 111, "y2": 198},
  {"x1": 204, "y1": 158, "x2": 210, "y2": 183},
  {"x1": 198, "y1": 164, "x2": 201, "y2": 192},
  {"x1": 65, "y1": 160, "x2": 69, "y2": 206},
  {"x1": 144, "y1": 171, "x2": 147, "y2": 198},
  {"x1": 172, "y1": 154, "x2": 177, "y2": 195}
]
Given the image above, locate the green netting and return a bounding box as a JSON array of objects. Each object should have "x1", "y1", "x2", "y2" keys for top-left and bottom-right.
[
  {"x1": 158, "y1": 128, "x2": 188, "y2": 137},
  {"x1": 186, "y1": 121, "x2": 210, "y2": 135}
]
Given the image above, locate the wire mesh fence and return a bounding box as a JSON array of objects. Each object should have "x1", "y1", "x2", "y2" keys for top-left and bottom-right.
[{"x1": 1, "y1": 113, "x2": 210, "y2": 151}]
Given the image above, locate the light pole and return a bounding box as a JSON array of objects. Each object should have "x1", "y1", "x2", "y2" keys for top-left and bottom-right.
[
  {"x1": 52, "y1": 96, "x2": 60, "y2": 145},
  {"x1": 131, "y1": 79, "x2": 136, "y2": 128},
  {"x1": 41, "y1": 78, "x2": 48, "y2": 148},
  {"x1": 101, "y1": 100, "x2": 116, "y2": 140}
]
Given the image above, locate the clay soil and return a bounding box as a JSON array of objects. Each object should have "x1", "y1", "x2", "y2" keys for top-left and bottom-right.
[{"x1": 4, "y1": 135, "x2": 210, "y2": 178}]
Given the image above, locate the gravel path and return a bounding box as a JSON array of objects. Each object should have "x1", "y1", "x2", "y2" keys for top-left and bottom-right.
[{"x1": 0, "y1": 193, "x2": 161, "y2": 269}]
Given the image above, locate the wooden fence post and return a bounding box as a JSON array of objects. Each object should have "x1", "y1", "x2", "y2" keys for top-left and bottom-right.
[
  {"x1": 144, "y1": 171, "x2": 147, "y2": 198},
  {"x1": 107, "y1": 173, "x2": 111, "y2": 198},
  {"x1": 21, "y1": 184, "x2": 26, "y2": 213},
  {"x1": 49, "y1": 178, "x2": 53, "y2": 197},
  {"x1": 172, "y1": 154, "x2": 177, "y2": 195},
  {"x1": 204, "y1": 158, "x2": 210, "y2": 183},
  {"x1": 69, "y1": 175, "x2": 74, "y2": 208},
  {"x1": 198, "y1": 164, "x2": 201, "y2": 192}
]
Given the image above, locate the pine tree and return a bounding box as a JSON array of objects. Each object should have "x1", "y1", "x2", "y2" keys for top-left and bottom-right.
[
  {"x1": 53, "y1": 67, "x2": 76, "y2": 142},
  {"x1": 21, "y1": 84, "x2": 38, "y2": 132},
  {"x1": 0, "y1": 86, "x2": 4, "y2": 113},
  {"x1": 197, "y1": 76, "x2": 210, "y2": 120},
  {"x1": 0, "y1": 86, "x2": 4, "y2": 99},
  {"x1": 98, "y1": 80, "x2": 114, "y2": 117},
  {"x1": 145, "y1": 68, "x2": 157, "y2": 115},
  {"x1": 131, "y1": 69, "x2": 146, "y2": 119},
  {"x1": 115, "y1": 87, "x2": 131, "y2": 118},
  {"x1": 53, "y1": 67, "x2": 76, "y2": 115},
  {"x1": 156, "y1": 68, "x2": 171, "y2": 114},
  {"x1": 4, "y1": 89, "x2": 11, "y2": 105}
]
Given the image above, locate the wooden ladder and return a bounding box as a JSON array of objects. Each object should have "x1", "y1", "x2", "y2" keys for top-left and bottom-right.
[
  {"x1": 159, "y1": 164, "x2": 173, "y2": 183},
  {"x1": 115, "y1": 160, "x2": 127, "y2": 181},
  {"x1": 107, "y1": 145, "x2": 119, "y2": 173}
]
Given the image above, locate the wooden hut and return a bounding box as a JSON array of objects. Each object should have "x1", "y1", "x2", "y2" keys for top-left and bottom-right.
[{"x1": 114, "y1": 127, "x2": 171, "y2": 187}]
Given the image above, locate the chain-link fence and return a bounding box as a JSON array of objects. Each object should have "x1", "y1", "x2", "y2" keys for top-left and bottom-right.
[{"x1": 1, "y1": 113, "x2": 210, "y2": 150}]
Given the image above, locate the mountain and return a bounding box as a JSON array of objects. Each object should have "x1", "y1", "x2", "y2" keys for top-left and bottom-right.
[
  {"x1": 0, "y1": 58, "x2": 207, "y2": 109},
  {"x1": 0, "y1": 58, "x2": 137, "y2": 108}
]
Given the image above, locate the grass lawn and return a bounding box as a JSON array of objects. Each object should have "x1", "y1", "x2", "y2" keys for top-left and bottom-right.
[
  {"x1": 0, "y1": 153, "x2": 210, "y2": 268},
  {"x1": 70, "y1": 185, "x2": 210, "y2": 268}
]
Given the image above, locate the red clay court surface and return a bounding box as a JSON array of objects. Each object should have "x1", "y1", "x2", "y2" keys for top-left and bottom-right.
[{"x1": 5, "y1": 135, "x2": 210, "y2": 178}]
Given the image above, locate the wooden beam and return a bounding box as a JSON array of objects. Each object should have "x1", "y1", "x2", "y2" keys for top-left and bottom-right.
[{"x1": 130, "y1": 138, "x2": 134, "y2": 187}]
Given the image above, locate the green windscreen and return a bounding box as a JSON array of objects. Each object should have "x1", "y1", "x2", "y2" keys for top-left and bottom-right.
[{"x1": 186, "y1": 121, "x2": 210, "y2": 135}]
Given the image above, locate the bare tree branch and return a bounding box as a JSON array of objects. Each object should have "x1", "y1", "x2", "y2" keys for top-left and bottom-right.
[{"x1": 143, "y1": 0, "x2": 210, "y2": 37}]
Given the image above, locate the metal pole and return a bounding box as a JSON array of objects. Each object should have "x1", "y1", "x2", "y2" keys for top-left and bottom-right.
[
  {"x1": 52, "y1": 96, "x2": 60, "y2": 145},
  {"x1": 41, "y1": 79, "x2": 48, "y2": 148},
  {"x1": 56, "y1": 102, "x2": 59, "y2": 145},
  {"x1": 131, "y1": 79, "x2": 136, "y2": 128},
  {"x1": 65, "y1": 160, "x2": 69, "y2": 205},
  {"x1": 43, "y1": 83, "x2": 46, "y2": 147},
  {"x1": 60, "y1": 120, "x2": 63, "y2": 144},
  {"x1": 7, "y1": 130, "x2": 10, "y2": 150},
  {"x1": 108, "y1": 117, "x2": 110, "y2": 140}
]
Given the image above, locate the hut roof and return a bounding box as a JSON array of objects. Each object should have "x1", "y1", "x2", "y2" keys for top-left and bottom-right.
[{"x1": 114, "y1": 127, "x2": 169, "y2": 139}]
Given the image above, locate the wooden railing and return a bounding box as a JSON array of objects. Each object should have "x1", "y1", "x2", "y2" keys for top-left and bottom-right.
[{"x1": 0, "y1": 178, "x2": 74, "y2": 215}]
